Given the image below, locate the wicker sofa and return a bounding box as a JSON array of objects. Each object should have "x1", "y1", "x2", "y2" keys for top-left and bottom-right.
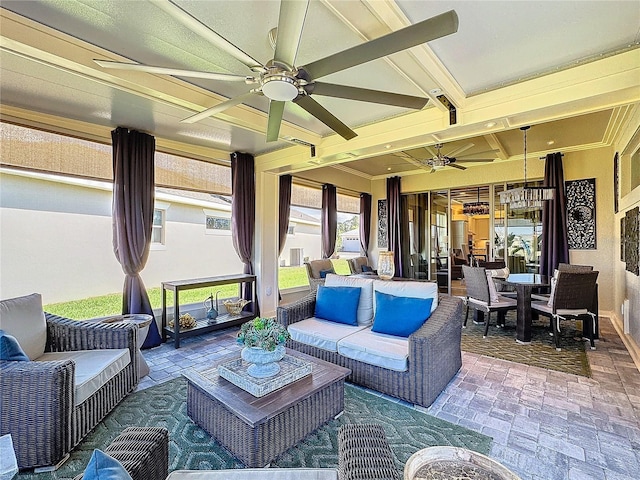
[
  {"x1": 0, "y1": 293, "x2": 139, "y2": 471},
  {"x1": 277, "y1": 275, "x2": 463, "y2": 408}
]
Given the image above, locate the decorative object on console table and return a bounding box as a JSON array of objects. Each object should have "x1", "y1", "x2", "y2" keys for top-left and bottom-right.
[
  {"x1": 377, "y1": 251, "x2": 395, "y2": 280},
  {"x1": 377, "y1": 199, "x2": 388, "y2": 249},
  {"x1": 237, "y1": 317, "x2": 290, "y2": 378},
  {"x1": 566, "y1": 178, "x2": 596, "y2": 249},
  {"x1": 223, "y1": 298, "x2": 250, "y2": 315}
]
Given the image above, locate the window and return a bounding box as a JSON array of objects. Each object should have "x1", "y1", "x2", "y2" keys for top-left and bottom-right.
[
  {"x1": 152, "y1": 208, "x2": 165, "y2": 245},
  {"x1": 206, "y1": 216, "x2": 231, "y2": 231},
  {"x1": 287, "y1": 224, "x2": 295, "y2": 235}
]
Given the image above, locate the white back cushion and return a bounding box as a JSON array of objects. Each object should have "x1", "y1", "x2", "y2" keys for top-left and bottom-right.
[
  {"x1": 0, "y1": 293, "x2": 47, "y2": 360},
  {"x1": 325, "y1": 274, "x2": 374, "y2": 326},
  {"x1": 485, "y1": 271, "x2": 501, "y2": 304},
  {"x1": 372, "y1": 279, "x2": 438, "y2": 314}
]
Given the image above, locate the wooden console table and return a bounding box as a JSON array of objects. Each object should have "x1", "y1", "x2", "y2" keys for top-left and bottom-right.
[{"x1": 161, "y1": 274, "x2": 256, "y2": 348}]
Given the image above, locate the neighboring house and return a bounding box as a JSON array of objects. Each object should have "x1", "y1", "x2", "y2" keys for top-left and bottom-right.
[
  {"x1": 340, "y1": 228, "x2": 361, "y2": 253},
  {"x1": 0, "y1": 168, "x2": 321, "y2": 303}
]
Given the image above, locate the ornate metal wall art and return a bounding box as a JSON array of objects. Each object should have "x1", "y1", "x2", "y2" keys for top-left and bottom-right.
[
  {"x1": 377, "y1": 199, "x2": 388, "y2": 248},
  {"x1": 566, "y1": 178, "x2": 596, "y2": 249},
  {"x1": 624, "y1": 206, "x2": 639, "y2": 276}
]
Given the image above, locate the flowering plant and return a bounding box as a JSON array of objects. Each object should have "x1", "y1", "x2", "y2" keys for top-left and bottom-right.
[{"x1": 237, "y1": 317, "x2": 290, "y2": 351}]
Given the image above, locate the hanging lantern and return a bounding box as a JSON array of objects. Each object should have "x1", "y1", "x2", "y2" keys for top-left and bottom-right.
[{"x1": 377, "y1": 251, "x2": 395, "y2": 280}]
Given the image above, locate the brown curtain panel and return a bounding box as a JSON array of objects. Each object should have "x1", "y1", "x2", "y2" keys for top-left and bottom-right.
[
  {"x1": 540, "y1": 152, "x2": 569, "y2": 277},
  {"x1": 386, "y1": 176, "x2": 404, "y2": 276},
  {"x1": 111, "y1": 126, "x2": 160, "y2": 348},
  {"x1": 321, "y1": 183, "x2": 337, "y2": 259},
  {"x1": 231, "y1": 152, "x2": 256, "y2": 307},
  {"x1": 279, "y1": 175, "x2": 293, "y2": 256},
  {"x1": 359, "y1": 193, "x2": 372, "y2": 256}
]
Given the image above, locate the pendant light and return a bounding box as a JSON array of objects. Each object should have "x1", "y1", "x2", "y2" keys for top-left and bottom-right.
[
  {"x1": 463, "y1": 187, "x2": 490, "y2": 216},
  {"x1": 499, "y1": 126, "x2": 554, "y2": 210}
]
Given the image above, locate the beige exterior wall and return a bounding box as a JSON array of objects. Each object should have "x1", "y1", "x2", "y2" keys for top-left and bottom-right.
[{"x1": 0, "y1": 170, "x2": 245, "y2": 304}]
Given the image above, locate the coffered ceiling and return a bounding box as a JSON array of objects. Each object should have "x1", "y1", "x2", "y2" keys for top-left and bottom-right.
[{"x1": 1, "y1": 0, "x2": 639, "y2": 179}]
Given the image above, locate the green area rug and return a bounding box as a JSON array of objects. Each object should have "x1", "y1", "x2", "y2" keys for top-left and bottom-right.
[
  {"x1": 461, "y1": 310, "x2": 592, "y2": 377},
  {"x1": 18, "y1": 377, "x2": 491, "y2": 479}
]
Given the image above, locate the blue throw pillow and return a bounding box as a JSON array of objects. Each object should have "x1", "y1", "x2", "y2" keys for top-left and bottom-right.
[
  {"x1": 371, "y1": 291, "x2": 434, "y2": 337},
  {"x1": 315, "y1": 286, "x2": 361, "y2": 326},
  {"x1": 319, "y1": 269, "x2": 333, "y2": 279},
  {"x1": 84, "y1": 449, "x2": 133, "y2": 480},
  {"x1": 0, "y1": 330, "x2": 29, "y2": 361},
  {"x1": 361, "y1": 265, "x2": 373, "y2": 273}
]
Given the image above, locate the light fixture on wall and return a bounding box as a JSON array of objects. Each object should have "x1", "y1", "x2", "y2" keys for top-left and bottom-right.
[
  {"x1": 499, "y1": 126, "x2": 554, "y2": 210},
  {"x1": 463, "y1": 188, "x2": 490, "y2": 216}
]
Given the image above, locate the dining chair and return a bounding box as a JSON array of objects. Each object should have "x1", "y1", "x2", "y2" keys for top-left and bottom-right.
[
  {"x1": 531, "y1": 270, "x2": 599, "y2": 351},
  {"x1": 531, "y1": 263, "x2": 594, "y2": 301},
  {"x1": 462, "y1": 265, "x2": 517, "y2": 338}
]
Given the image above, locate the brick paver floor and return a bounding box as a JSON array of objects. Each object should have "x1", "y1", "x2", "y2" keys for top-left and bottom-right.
[{"x1": 139, "y1": 317, "x2": 640, "y2": 480}]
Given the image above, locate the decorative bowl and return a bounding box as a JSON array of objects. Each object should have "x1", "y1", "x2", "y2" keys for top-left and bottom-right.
[{"x1": 224, "y1": 298, "x2": 250, "y2": 315}]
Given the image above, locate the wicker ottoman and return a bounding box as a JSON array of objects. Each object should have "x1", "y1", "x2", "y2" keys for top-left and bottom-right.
[
  {"x1": 338, "y1": 424, "x2": 399, "y2": 480},
  {"x1": 75, "y1": 427, "x2": 169, "y2": 480}
]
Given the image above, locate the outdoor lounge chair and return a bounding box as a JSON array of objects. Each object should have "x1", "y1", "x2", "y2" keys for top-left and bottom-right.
[{"x1": 0, "y1": 293, "x2": 139, "y2": 471}]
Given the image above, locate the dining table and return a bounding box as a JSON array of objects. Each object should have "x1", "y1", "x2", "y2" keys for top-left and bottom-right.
[{"x1": 495, "y1": 273, "x2": 550, "y2": 344}]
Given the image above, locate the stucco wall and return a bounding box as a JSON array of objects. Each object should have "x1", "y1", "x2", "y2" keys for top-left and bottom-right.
[{"x1": 0, "y1": 172, "x2": 245, "y2": 303}]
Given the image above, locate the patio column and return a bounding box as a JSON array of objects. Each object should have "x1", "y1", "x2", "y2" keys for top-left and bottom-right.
[{"x1": 255, "y1": 170, "x2": 279, "y2": 317}]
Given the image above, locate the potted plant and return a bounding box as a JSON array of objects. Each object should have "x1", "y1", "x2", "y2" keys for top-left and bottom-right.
[{"x1": 237, "y1": 317, "x2": 290, "y2": 378}]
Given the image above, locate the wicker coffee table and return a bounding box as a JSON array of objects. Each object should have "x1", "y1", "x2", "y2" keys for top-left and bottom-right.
[{"x1": 184, "y1": 349, "x2": 350, "y2": 467}]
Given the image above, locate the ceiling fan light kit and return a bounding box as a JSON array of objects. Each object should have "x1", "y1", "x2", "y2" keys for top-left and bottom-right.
[
  {"x1": 499, "y1": 126, "x2": 555, "y2": 211},
  {"x1": 94, "y1": 2, "x2": 459, "y2": 142}
]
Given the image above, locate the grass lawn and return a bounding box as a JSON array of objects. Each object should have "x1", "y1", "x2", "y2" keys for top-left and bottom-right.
[{"x1": 43, "y1": 260, "x2": 351, "y2": 319}]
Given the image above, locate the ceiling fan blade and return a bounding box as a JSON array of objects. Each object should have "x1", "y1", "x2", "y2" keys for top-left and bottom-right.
[
  {"x1": 273, "y1": 0, "x2": 309, "y2": 68},
  {"x1": 299, "y1": 10, "x2": 458, "y2": 80},
  {"x1": 424, "y1": 146, "x2": 437, "y2": 157},
  {"x1": 293, "y1": 95, "x2": 357, "y2": 140},
  {"x1": 153, "y1": 0, "x2": 262, "y2": 69},
  {"x1": 93, "y1": 60, "x2": 252, "y2": 82},
  {"x1": 180, "y1": 92, "x2": 254, "y2": 124},
  {"x1": 266, "y1": 101, "x2": 286, "y2": 142},
  {"x1": 449, "y1": 163, "x2": 467, "y2": 170},
  {"x1": 445, "y1": 142, "x2": 474, "y2": 158},
  {"x1": 311, "y1": 82, "x2": 428, "y2": 109},
  {"x1": 456, "y1": 158, "x2": 495, "y2": 163}
]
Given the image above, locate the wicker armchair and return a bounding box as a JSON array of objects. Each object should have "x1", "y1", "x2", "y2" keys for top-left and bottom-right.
[
  {"x1": 278, "y1": 293, "x2": 463, "y2": 408},
  {"x1": 304, "y1": 259, "x2": 335, "y2": 292},
  {"x1": 0, "y1": 312, "x2": 139, "y2": 470},
  {"x1": 347, "y1": 256, "x2": 371, "y2": 274}
]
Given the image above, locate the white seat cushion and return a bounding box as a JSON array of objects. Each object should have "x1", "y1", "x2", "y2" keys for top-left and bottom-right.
[
  {"x1": 325, "y1": 273, "x2": 374, "y2": 326},
  {"x1": 532, "y1": 301, "x2": 589, "y2": 317},
  {"x1": 167, "y1": 470, "x2": 338, "y2": 480},
  {"x1": 36, "y1": 349, "x2": 130, "y2": 405},
  {"x1": 373, "y1": 279, "x2": 438, "y2": 314},
  {"x1": 288, "y1": 317, "x2": 366, "y2": 352},
  {"x1": 0, "y1": 293, "x2": 47, "y2": 360},
  {"x1": 337, "y1": 328, "x2": 409, "y2": 372},
  {"x1": 469, "y1": 296, "x2": 517, "y2": 309}
]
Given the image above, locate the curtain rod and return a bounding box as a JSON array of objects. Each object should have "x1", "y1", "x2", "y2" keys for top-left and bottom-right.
[{"x1": 538, "y1": 153, "x2": 564, "y2": 160}]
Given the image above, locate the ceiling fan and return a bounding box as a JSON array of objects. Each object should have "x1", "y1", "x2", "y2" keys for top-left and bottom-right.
[
  {"x1": 395, "y1": 143, "x2": 496, "y2": 173},
  {"x1": 94, "y1": 1, "x2": 459, "y2": 142}
]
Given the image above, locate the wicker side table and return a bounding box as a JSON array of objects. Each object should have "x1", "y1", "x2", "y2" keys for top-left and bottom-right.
[{"x1": 338, "y1": 424, "x2": 399, "y2": 480}]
